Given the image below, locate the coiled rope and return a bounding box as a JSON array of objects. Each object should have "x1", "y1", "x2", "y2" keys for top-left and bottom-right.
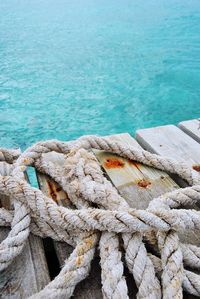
[{"x1": 1, "y1": 136, "x2": 200, "y2": 298}]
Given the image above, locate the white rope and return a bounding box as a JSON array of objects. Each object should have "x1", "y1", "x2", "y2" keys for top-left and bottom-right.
[
  {"x1": 1, "y1": 136, "x2": 200, "y2": 298},
  {"x1": 0, "y1": 150, "x2": 30, "y2": 271}
]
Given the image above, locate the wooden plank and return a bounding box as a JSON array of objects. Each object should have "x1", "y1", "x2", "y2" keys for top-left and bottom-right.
[
  {"x1": 36, "y1": 152, "x2": 102, "y2": 299},
  {"x1": 37, "y1": 133, "x2": 197, "y2": 298},
  {"x1": 95, "y1": 133, "x2": 178, "y2": 210},
  {"x1": 96, "y1": 133, "x2": 200, "y2": 247},
  {"x1": 95, "y1": 133, "x2": 198, "y2": 299},
  {"x1": 136, "y1": 125, "x2": 200, "y2": 170},
  {"x1": 179, "y1": 119, "x2": 200, "y2": 143},
  {"x1": 136, "y1": 124, "x2": 200, "y2": 298},
  {"x1": 0, "y1": 161, "x2": 50, "y2": 298},
  {"x1": 36, "y1": 171, "x2": 74, "y2": 265}
]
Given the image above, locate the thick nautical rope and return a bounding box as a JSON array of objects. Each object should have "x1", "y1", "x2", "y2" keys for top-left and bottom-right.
[
  {"x1": 1, "y1": 136, "x2": 200, "y2": 299},
  {"x1": 0, "y1": 149, "x2": 30, "y2": 271}
]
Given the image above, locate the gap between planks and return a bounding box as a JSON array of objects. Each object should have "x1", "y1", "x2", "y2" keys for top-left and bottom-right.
[
  {"x1": 2, "y1": 123, "x2": 200, "y2": 298},
  {"x1": 136, "y1": 124, "x2": 200, "y2": 299},
  {"x1": 179, "y1": 119, "x2": 200, "y2": 144},
  {"x1": 36, "y1": 132, "x2": 191, "y2": 298},
  {"x1": 36, "y1": 154, "x2": 103, "y2": 299}
]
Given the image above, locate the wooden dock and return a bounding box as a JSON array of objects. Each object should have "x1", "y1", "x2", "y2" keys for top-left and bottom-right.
[{"x1": 1, "y1": 118, "x2": 200, "y2": 298}]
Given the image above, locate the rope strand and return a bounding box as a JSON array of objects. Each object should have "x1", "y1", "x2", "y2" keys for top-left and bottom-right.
[{"x1": 1, "y1": 136, "x2": 200, "y2": 298}]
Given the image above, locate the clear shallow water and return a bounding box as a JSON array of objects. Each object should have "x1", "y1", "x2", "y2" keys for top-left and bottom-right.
[{"x1": 0, "y1": 0, "x2": 200, "y2": 149}]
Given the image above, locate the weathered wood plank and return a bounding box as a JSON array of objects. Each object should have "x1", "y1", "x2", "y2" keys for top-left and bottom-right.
[
  {"x1": 96, "y1": 133, "x2": 198, "y2": 299},
  {"x1": 36, "y1": 153, "x2": 102, "y2": 299},
  {"x1": 136, "y1": 125, "x2": 200, "y2": 298},
  {"x1": 0, "y1": 161, "x2": 50, "y2": 298},
  {"x1": 97, "y1": 133, "x2": 200, "y2": 247},
  {"x1": 136, "y1": 125, "x2": 200, "y2": 169},
  {"x1": 36, "y1": 171, "x2": 74, "y2": 265},
  {"x1": 36, "y1": 132, "x2": 198, "y2": 298},
  {"x1": 95, "y1": 133, "x2": 178, "y2": 210},
  {"x1": 179, "y1": 119, "x2": 200, "y2": 143}
]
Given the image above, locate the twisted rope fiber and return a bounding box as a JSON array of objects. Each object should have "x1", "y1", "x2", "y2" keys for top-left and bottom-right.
[{"x1": 1, "y1": 136, "x2": 200, "y2": 298}]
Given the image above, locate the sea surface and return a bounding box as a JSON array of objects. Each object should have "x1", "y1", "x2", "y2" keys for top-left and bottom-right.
[{"x1": 1, "y1": 0, "x2": 200, "y2": 149}]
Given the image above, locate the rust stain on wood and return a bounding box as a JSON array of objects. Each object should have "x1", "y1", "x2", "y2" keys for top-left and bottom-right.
[
  {"x1": 47, "y1": 180, "x2": 58, "y2": 202},
  {"x1": 193, "y1": 165, "x2": 200, "y2": 172},
  {"x1": 128, "y1": 160, "x2": 141, "y2": 170},
  {"x1": 104, "y1": 158, "x2": 125, "y2": 169},
  {"x1": 137, "y1": 179, "x2": 151, "y2": 188}
]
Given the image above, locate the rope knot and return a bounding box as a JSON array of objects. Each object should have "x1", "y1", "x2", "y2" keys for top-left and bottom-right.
[{"x1": 1, "y1": 136, "x2": 200, "y2": 299}]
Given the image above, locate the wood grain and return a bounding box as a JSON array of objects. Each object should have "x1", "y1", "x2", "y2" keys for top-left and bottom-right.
[
  {"x1": 36, "y1": 131, "x2": 199, "y2": 298},
  {"x1": 136, "y1": 124, "x2": 200, "y2": 169},
  {"x1": 136, "y1": 124, "x2": 200, "y2": 298},
  {"x1": 179, "y1": 119, "x2": 200, "y2": 143},
  {"x1": 36, "y1": 153, "x2": 102, "y2": 299},
  {"x1": 95, "y1": 133, "x2": 179, "y2": 209}
]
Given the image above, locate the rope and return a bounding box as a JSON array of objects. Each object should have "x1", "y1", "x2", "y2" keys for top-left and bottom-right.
[{"x1": 1, "y1": 136, "x2": 200, "y2": 298}]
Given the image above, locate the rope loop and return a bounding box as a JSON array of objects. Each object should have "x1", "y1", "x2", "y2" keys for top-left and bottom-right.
[{"x1": 1, "y1": 136, "x2": 200, "y2": 298}]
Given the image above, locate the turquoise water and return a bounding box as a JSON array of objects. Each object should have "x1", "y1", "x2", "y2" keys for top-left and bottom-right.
[{"x1": 1, "y1": 0, "x2": 200, "y2": 149}]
